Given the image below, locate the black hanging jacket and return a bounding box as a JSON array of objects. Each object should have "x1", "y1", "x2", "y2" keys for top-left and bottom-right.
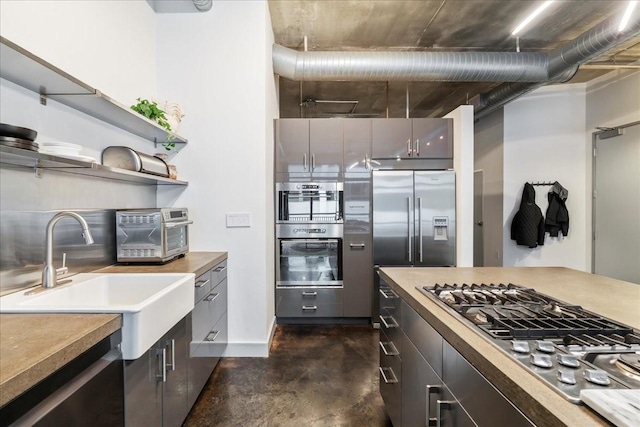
[
  {"x1": 511, "y1": 183, "x2": 545, "y2": 248},
  {"x1": 545, "y1": 181, "x2": 569, "y2": 237}
]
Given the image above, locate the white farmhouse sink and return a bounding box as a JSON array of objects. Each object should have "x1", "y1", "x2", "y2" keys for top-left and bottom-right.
[{"x1": 0, "y1": 273, "x2": 195, "y2": 360}]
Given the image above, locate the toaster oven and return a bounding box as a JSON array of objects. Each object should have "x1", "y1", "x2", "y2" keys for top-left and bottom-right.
[{"x1": 115, "y1": 208, "x2": 191, "y2": 263}]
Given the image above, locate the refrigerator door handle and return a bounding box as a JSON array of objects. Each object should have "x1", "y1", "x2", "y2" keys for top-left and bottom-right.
[
  {"x1": 408, "y1": 197, "x2": 413, "y2": 262},
  {"x1": 418, "y1": 197, "x2": 423, "y2": 262}
]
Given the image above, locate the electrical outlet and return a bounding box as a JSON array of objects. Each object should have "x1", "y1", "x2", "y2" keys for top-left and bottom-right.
[{"x1": 226, "y1": 212, "x2": 251, "y2": 228}]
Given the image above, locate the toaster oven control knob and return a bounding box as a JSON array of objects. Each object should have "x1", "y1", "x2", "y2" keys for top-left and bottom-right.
[
  {"x1": 511, "y1": 340, "x2": 531, "y2": 354},
  {"x1": 530, "y1": 354, "x2": 553, "y2": 368},
  {"x1": 557, "y1": 370, "x2": 577, "y2": 385},
  {"x1": 584, "y1": 369, "x2": 610, "y2": 386},
  {"x1": 535, "y1": 340, "x2": 555, "y2": 353},
  {"x1": 557, "y1": 353, "x2": 580, "y2": 368}
]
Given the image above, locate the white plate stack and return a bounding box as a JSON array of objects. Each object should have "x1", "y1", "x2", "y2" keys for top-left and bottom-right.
[{"x1": 39, "y1": 141, "x2": 97, "y2": 163}]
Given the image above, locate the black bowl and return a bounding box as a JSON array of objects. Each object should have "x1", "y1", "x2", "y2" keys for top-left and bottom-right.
[{"x1": 0, "y1": 123, "x2": 38, "y2": 141}]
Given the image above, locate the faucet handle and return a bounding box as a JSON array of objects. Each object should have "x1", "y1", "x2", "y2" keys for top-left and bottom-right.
[{"x1": 56, "y1": 252, "x2": 68, "y2": 276}]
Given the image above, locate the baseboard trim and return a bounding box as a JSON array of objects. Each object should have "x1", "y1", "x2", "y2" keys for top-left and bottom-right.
[{"x1": 222, "y1": 316, "x2": 277, "y2": 358}]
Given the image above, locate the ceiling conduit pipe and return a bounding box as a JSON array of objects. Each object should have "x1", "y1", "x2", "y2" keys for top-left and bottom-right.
[
  {"x1": 273, "y1": 8, "x2": 640, "y2": 119},
  {"x1": 474, "y1": 8, "x2": 640, "y2": 119}
]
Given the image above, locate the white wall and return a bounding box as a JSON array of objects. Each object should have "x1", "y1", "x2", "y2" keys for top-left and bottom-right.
[
  {"x1": 156, "y1": 1, "x2": 279, "y2": 356},
  {"x1": 445, "y1": 105, "x2": 474, "y2": 267},
  {"x1": 503, "y1": 84, "x2": 588, "y2": 270},
  {"x1": 0, "y1": 0, "x2": 157, "y2": 105}
]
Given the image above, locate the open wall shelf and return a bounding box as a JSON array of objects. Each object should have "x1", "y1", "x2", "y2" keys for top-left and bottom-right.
[
  {"x1": 0, "y1": 36, "x2": 187, "y2": 146},
  {"x1": 0, "y1": 146, "x2": 188, "y2": 186}
]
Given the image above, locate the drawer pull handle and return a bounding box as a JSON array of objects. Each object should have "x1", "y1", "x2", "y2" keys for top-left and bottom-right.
[
  {"x1": 195, "y1": 279, "x2": 210, "y2": 288},
  {"x1": 206, "y1": 330, "x2": 220, "y2": 342},
  {"x1": 379, "y1": 288, "x2": 398, "y2": 299},
  {"x1": 379, "y1": 341, "x2": 399, "y2": 356},
  {"x1": 205, "y1": 292, "x2": 219, "y2": 302},
  {"x1": 379, "y1": 367, "x2": 398, "y2": 384},
  {"x1": 156, "y1": 348, "x2": 167, "y2": 383},
  {"x1": 379, "y1": 314, "x2": 398, "y2": 329},
  {"x1": 349, "y1": 243, "x2": 366, "y2": 249},
  {"x1": 302, "y1": 291, "x2": 317, "y2": 297},
  {"x1": 165, "y1": 338, "x2": 176, "y2": 371},
  {"x1": 426, "y1": 385, "x2": 442, "y2": 426},
  {"x1": 436, "y1": 400, "x2": 455, "y2": 427},
  {"x1": 302, "y1": 305, "x2": 317, "y2": 311},
  {"x1": 214, "y1": 265, "x2": 227, "y2": 272}
]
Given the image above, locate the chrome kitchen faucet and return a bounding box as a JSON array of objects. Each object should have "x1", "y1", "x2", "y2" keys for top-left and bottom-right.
[{"x1": 42, "y1": 211, "x2": 94, "y2": 288}]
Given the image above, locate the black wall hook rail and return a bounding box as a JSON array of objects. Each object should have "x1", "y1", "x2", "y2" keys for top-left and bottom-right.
[{"x1": 529, "y1": 181, "x2": 555, "y2": 186}]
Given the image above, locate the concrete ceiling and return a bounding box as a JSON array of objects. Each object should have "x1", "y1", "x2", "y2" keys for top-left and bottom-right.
[{"x1": 268, "y1": 0, "x2": 640, "y2": 118}]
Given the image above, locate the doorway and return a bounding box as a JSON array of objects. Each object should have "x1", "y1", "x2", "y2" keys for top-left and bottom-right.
[{"x1": 592, "y1": 122, "x2": 640, "y2": 284}]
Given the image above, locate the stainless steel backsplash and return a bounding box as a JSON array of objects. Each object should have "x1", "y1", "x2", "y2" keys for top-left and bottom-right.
[{"x1": 0, "y1": 209, "x2": 116, "y2": 295}]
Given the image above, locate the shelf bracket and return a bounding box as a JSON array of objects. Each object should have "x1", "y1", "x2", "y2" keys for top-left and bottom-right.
[
  {"x1": 34, "y1": 159, "x2": 42, "y2": 178},
  {"x1": 39, "y1": 86, "x2": 47, "y2": 106}
]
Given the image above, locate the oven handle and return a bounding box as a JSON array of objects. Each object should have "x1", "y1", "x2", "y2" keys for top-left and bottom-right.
[
  {"x1": 164, "y1": 220, "x2": 193, "y2": 228},
  {"x1": 280, "y1": 239, "x2": 340, "y2": 245}
]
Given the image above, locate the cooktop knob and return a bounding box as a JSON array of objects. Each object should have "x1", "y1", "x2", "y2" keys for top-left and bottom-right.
[
  {"x1": 530, "y1": 353, "x2": 553, "y2": 368},
  {"x1": 535, "y1": 340, "x2": 555, "y2": 353},
  {"x1": 511, "y1": 340, "x2": 531, "y2": 354},
  {"x1": 584, "y1": 369, "x2": 610, "y2": 386},
  {"x1": 557, "y1": 370, "x2": 577, "y2": 385},
  {"x1": 557, "y1": 353, "x2": 580, "y2": 368}
]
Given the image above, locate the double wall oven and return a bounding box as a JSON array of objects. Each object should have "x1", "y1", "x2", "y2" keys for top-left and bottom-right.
[{"x1": 276, "y1": 182, "x2": 343, "y2": 288}]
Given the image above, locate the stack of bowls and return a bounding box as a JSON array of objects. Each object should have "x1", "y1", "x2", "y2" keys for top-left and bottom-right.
[{"x1": 0, "y1": 123, "x2": 39, "y2": 151}]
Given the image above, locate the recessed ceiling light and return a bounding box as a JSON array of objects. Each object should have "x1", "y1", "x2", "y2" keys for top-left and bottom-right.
[
  {"x1": 619, "y1": 1, "x2": 638, "y2": 32},
  {"x1": 512, "y1": 1, "x2": 555, "y2": 36}
]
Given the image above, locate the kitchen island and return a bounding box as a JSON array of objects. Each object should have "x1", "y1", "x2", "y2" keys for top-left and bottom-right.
[{"x1": 379, "y1": 266, "x2": 640, "y2": 427}]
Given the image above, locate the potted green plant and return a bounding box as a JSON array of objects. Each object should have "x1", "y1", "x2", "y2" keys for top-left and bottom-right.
[{"x1": 130, "y1": 98, "x2": 175, "y2": 150}]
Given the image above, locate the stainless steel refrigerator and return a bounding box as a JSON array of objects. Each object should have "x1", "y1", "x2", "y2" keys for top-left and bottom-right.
[{"x1": 373, "y1": 170, "x2": 456, "y2": 267}]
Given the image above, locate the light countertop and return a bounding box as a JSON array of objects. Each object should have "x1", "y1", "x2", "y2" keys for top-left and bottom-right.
[{"x1": 379, "y1": 266, "x2": 640, "y2": 427}]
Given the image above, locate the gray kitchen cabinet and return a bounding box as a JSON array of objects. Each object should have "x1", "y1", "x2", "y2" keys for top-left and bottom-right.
[
  {"x1": 276, "y1": 287, "x2": 343, "y2": 317},
  {"x1": 371, "y1": 118, "x2": 452, "y2": 160},
  {"x1": 188, "y1": 260, "x2": 228, "y2": 407},
  {"x1": 343, "y1": 173, "x2": 372, "y2": 318},
  {"x1": 379, "y1": 278, "x2": 533, "y2": 427},
  {"x1": 343, "y1": 118, "x2": 371, "y2": 172},
  {"x1": 379, "y1": 281, "x2": 402, "y2": 427},
  {"x1": 274, "y1": 119, "x2": 343, "y2": 175},
  {"x1": 124, "y1": 317, "x2": 188, "y2": 427}
]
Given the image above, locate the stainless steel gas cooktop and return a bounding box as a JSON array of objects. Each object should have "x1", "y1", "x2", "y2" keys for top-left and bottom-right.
[{"x1": 418, "y1": 282, "x2": 640, "y2": 404}]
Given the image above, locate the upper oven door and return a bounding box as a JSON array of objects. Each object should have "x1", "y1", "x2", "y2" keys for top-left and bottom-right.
[
  {"x1": 276, "y1": 182, "x2": 343, "y2": 224},
  {"x1": 277, "y1": 238, "x2": 343, "y2": 288}
]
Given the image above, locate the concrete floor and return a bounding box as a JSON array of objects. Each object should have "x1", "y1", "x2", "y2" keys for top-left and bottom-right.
[{"x1": 184, "y1": 324, "x2": 392, "y2": 427}]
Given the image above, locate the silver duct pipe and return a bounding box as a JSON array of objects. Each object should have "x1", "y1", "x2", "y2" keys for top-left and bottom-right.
[
  {"x1": 273, "y1": 46, "x2": 550, "y2": 82},
  {"x1": 475, "y1": 9, "x2": 640, "y2": 118},
  {"x1": 273, "y1": 8, "x2": 640, "y2": 117}
]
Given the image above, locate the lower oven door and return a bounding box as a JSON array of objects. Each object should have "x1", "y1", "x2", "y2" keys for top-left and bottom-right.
[{"x1": 277, "y1": 239, "x2": 342, "y2": 287}]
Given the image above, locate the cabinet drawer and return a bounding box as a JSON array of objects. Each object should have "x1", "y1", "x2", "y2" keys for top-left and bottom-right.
[
  {"x1": 190, "y1": 313, "x2": 228, "y2": 358},
  {"x1": 192, "y1": 279, "x2": 227, "y2": 342},
  {"x1": 194, "y1": 270, "x2": 212, "y2": 303},
  {"x1": 402, "y1": 300, "x2": 443, "y2": 377},
  {"x1": 211, "y1": 260, "x2": 227, "y2": 287},
  {"x1": 443, "y1": 341, "x2": 534, "y2": 426},
  {"x1": 276, "y1": 288, "x2": 343, "y2": 317},
  {"x1": 379, "y1": 339, "x2": 402, "y2": 427}
]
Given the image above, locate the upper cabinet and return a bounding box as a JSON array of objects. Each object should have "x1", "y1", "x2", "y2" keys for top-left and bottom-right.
[
  {"x1": 0, "y1": 37, "x2": 187, "y2": 147},
  {"x1": 275, "y1": 119, "x2": 343, "y2": 175},
  {"x1": 344, "y1": 119, "x2": 372, "y2": 173},
  {"x1": 372, "y1": 118, "x2": 452, "y2": 159}
]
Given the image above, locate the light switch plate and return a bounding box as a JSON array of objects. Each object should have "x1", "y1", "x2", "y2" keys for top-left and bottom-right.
[{"x1": 226, "y1": 212, "x2": 251, "y2": 228}]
